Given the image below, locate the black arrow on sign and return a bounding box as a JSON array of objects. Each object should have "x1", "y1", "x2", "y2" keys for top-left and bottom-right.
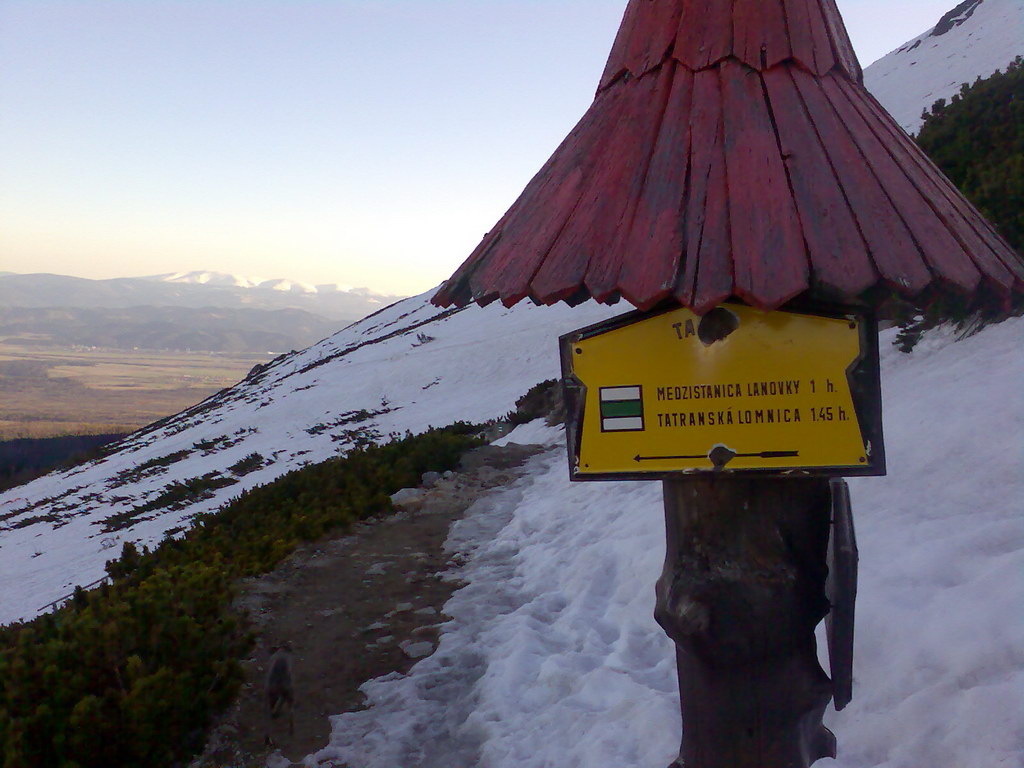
[{"x1": 634, "y1": 450, "x2": 800, "y2": 462}]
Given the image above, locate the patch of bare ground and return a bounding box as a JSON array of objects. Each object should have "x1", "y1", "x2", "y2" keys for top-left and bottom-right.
[{"x1": 192, "y1": 442, "x2": 548, "y2": 768}]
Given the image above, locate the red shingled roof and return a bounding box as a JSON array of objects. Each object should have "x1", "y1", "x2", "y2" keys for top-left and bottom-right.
[{"x1": 433, "y1": 0, "x2": 1024, "y2": 313}]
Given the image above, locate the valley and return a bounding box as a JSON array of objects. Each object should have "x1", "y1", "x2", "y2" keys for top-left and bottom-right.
[{"x1": 0, "y1": 341, "x2": 270, "y2": 439}]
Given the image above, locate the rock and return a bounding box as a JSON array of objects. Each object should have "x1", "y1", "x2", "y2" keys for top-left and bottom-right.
[
  {"x1": 458, "y1": 443, "x2": 544, "y2": 473},
  {"x1": 365, "y1": 562, "x2": 388, "y2": 576},
  {"x1": 420, "y1": 471, "x2": 441, "y2": 488},
  {"x1": 390, "y1": 487, "x2": 426, "y2": 511},
  {"x1": 400, "y1": 640, "x2": 435, "y2": 659},
  {"x1": 414, "y1": 606, "x2": 438, "y2": 616},
  {"x1": 476, "y1": 422, "x2": 513, "y2": 442},
  {"x1": 474, "y1": 466, "x2": 502, "y2": 486},
  {"x1": 266, "y1": 749, "x2": 295, "y2": 768}
]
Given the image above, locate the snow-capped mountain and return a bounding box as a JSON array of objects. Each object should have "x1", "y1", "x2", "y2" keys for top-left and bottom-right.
[
  {"x1": 864, "y1": 0, "x2": 1024, "y2": 134},
  {"x1": 154, "y1": 271, "x2": 261, "y2": 289},
  {"x1": 254, "y1": 278, "x2": 318, "y2": 294},
  {"x1": 151, "y1": 271, "x2": 355, "y2": 295}
]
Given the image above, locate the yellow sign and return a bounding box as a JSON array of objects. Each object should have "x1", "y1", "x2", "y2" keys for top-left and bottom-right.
[{"x1": 560, "y1": 304, "x2": 884, "y2": 478}]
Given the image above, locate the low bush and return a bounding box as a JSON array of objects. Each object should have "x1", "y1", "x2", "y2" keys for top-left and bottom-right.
[
  {"x1": 897, "y1": 57, "x2": 1024, "y2": 351},
  {"x1": 227, "y1": 452, "x2": 265, "y2": 476},
  {"x1": 0, "y1": 423, "x2": 481, "y2": 768}
]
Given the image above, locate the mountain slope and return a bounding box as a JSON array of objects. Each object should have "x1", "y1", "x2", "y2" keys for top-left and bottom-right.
[
  {"x1": 864, "y1": 0, "x2": 1024, "y2": 134},
  {"x1": 0, "y1": 291, "x2": 616, "y2": 624},
  {"x1": 2, "y1": 291, "x2": 1021, "y2": 766},
  {"x1": 150, "y1": 271, "x2": 356, "y2": 294}
]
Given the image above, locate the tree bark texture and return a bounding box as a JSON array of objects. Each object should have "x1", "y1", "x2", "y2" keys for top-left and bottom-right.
[{"x1": 657, "y1": 477, "x2": 836, "y2": 768}]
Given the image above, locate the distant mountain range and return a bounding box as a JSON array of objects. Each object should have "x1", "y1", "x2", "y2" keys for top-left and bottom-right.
[
  {"x1": 0, "y1": 272, "x2": 399, "y2": 319},
  {"x1": 150, "y1": 271, "x2": 358, "y2": 295},
  {"x1": 864, "y1": 0, "x2": 1024, "y2": 134},
  {"x1": 0, "y1": 272, "x2": 402, "y2": 354}
]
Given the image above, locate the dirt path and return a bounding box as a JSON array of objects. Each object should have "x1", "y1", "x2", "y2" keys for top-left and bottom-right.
[{"x1": 193, "y1": 442, "x2": 547, "y2": 768}]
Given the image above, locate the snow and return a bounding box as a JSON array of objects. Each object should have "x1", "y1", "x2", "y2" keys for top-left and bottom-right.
[
  {"x1": 0, "y1": 291, "x2": 617, "y2": 625},
  {"x1": 492, "y1": 419, "x2": 565, "y2": 448},
  {"x1": 3, "y1": 286, "x2": 1023, "y2": 767},
  {"x1": 826, "y1": 318, "x2": 1024, "y2": 767},
  {"x1": 864, "y1": 0, "x2": 1024, "y2": 134},
  {"x1": 153, "y1": 270, "x2": 261, "y2": 288},
  {"x1": 309, "y1": 448, "x2": 675, "y2": 768},
  {"x1": 257, "y1": 278, "x2": 319, "y2": 294},
  {"x1": 307, "y1": 317, "x2": 1024, "y2": 768},
  {"x1": 2, "y1": 284, "x2": 1022, "y2": 766},
  {"x1": 146, "y1": 271, "x2": 358, "y2": 295}
]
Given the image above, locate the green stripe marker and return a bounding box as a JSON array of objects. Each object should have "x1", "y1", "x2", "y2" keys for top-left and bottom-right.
[{"x1": 600, "y1": 386, "x2": 644, "y2": 432}]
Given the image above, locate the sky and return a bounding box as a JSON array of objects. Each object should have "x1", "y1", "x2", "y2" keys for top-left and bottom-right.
[{"x1": 0, "y1": 0, "x2": 953, "y2": 296}]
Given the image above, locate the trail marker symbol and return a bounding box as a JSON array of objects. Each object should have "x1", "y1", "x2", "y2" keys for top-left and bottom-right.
[{"x1": 599, "y1": 386, "x2": 645, "y2": 431}]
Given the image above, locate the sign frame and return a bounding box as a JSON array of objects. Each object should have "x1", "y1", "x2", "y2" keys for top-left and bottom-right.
[{"x1": 559, "y1": 300, "x2": 885, "y2": 481}]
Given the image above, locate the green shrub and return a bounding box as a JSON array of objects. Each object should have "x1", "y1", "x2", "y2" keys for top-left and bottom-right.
[
  {"x1": 917, "y1": 56, "x2": 1023, "y2": 254},
  {"x1": 227, "y1": 452, "x2": 265, "y2": 476},
  {"x1": 898, "y1": 57, "x2": 1024, "y2": 350},
  {"x1": 0, "y1": 423, "x2": 481, "y2": 768}
]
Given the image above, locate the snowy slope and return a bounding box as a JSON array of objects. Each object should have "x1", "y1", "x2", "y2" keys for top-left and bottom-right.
[
  {"x1": 2, "y1": 297, "x2": 1022, "y2": 768},
  {"x1": 309, "y1": 318, "x2": 1024, "y2": 768},
  {"x1": 864, "y1": 0, "x2": 1024, "y2": 134},
  {"x1": 0, "y1": 292, "x2": 616, "y2": 625}
]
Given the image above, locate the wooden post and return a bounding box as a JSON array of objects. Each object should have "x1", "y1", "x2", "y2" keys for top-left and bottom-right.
[{"x1": 657, "y1": 476, "x2": 836, "y2": 768}]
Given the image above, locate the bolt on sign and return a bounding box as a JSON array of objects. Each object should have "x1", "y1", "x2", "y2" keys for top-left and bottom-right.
[{"x1": 560, "y1": 304, "x2": 885, "y2": 480}]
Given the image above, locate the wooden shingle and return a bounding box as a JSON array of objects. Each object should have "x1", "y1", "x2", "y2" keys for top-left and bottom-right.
[{"x1": 434, "y1": 0, "x2": 1023, "y2": 312}]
